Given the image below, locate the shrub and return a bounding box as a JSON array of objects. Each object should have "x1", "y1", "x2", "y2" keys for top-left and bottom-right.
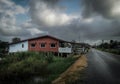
[
  {"x1": 0, "y1": 52, "x2": 51, "y2": 79},
  {"x1": 47, "y1": 56, "x2": 77, "y2": 77},
  {"x1": 0, "y1": 51, "x2": 77, "y2": 84},
  {"x1": 45, "y1": 53, "x2": 54, "y2": 63}
]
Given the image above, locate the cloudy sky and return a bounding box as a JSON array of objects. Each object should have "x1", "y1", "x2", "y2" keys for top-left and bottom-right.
[{"x1": 0, "y1": 0, "x2": 120, "y2": 44}]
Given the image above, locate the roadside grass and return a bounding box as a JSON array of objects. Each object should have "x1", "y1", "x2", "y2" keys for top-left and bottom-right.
[
  {"x1": 0, "y1": 52, "x2": 78, "y2": 84},
  {"x1": 52, "y1": 55, "x2": 87, "y2": 84},
  {"x1": 67, "y1": 69, "x2": 87, "y2": 84},
  {"x1": 45, "y1": 57, "x2": 76, "y2": 83},
  {"x1": 97, "y1": 48, "x2": 120, "y2": 55}
]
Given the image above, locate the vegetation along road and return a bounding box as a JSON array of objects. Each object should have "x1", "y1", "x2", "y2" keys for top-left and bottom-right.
[{"x1": 83, "y1": 49, "x2": 120, "y2": 84}]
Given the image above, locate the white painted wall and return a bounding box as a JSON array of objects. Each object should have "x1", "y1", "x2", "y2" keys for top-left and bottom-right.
[
  {"x1": 59, "y1": 47, "x2": 72, "y2": 53},
  {"x1": 9, "y1": 41, "x2": 28, "y2": 53}
]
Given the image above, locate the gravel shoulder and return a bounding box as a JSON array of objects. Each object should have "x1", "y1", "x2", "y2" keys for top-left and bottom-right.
[{"x1": 52, "y1": 55, "x2": 88, "y2": 84}]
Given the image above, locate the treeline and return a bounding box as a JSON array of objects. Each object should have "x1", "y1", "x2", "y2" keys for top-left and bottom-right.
[
  {"x1": 0, "y1": 40, "x2": 8, "y2": 55},
  {"x1": 97, "y1": 40, "x2": 120, "y2": 55},
  {"x1": 98, "y1": 40, "x2": 120, "y2": 49},
  {"x1": 0, "y1": 37, "x2": 21, "y2": 55}
]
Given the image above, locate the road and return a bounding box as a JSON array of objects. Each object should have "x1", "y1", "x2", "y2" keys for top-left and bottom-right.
[{"x1": 84, "y1": 49, "x2": 120, "y2": 84}]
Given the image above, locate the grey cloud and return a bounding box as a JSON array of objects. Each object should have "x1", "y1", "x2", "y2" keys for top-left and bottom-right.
[
  {"x1": 0, "y1": 0, "x2": 34, "y2": 41},
  {"x1": 42, "y1": 0, "x2": 59, "y2": 5},
  {"x1": 45, "y1": 17, "x2": 120, "y2": 41},
  {"x1": 81, "y1": 0, "x2": 120, "y2": 19},
  {"x1": 1, "y1": 0, "x2": 120, "y2": 44},
  {"x1": 29, "y1": 0, "x2": 120, "y2": 43},
  {"x1": 29, "y1": 0, "x2": 74, "y2": 27}
]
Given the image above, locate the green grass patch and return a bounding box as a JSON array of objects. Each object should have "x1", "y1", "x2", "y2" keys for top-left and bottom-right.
[
  {"x1": 97, "y1": 48, "x2": 120, "y2": 55},
  {"x1": 0, "y1": 52, "x2": 78, "y2": 84}
]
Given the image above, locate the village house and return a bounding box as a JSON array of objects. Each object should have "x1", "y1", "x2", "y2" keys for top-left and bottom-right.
[
  {"x1": 71, "y1": 42, "x2": 90, "y2": 54},
  {"x1": 9, "y1": 35, "x2": 72, "y2": 56}
]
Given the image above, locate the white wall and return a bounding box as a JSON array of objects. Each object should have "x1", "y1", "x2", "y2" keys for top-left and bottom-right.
[{"x1": 9, "y1": 41, "x2": 28, "y2": 53}]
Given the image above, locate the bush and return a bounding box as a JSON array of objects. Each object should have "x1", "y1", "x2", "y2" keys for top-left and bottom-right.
[
  {"x1": 45, "y1": 53, "x2": 54, "y2": 63},
  {"x1": 0, "y1": 52, "x2": 50, "y2": 78},
  {"x1": 0, "y1": 52, "x2": 77, "y2": 84},
  {"x1": 98, "y1": 48, "x2": 120, "y2": 55},
  {"x1": 46, "y1": 56, "x2": 77, "y2": 81}
]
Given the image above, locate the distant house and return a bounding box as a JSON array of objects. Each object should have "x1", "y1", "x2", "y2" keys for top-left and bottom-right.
[
  {"x1": 9, "y1": 35, "x2": 72, "y2": 56},
  {"x1": 71, "y1": 42, "x2": 90, "y2": 54}
]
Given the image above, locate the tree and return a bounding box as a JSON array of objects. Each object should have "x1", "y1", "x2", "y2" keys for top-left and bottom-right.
[
  {"x1": 0, "y1": 41, "x2": 8, "y2": 54},
  {"x1": 110, "y1": 40, "x2": 114, "y2": 44},
  {"x1": 12, "y1": 37, "x2": 21, "y2": 43}
]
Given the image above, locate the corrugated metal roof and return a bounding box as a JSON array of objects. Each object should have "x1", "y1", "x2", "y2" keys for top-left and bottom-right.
[{"x1": 9, "y1": 35, "x2": 69, "y2": 45}]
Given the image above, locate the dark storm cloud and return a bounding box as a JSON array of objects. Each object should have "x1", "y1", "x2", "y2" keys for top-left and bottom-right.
[
  {"x1": 77, "y1": 0, "x2": 120, "y2": 41},
  {"x1": 81, "y1": 0, "x2": 120, "y2": 18},
  {"x1": 1, "y1": 0, "x2": 119, "y2": 43},
  {"x1": 29, "y1": 0, "x2": 120, "y2": 43}
]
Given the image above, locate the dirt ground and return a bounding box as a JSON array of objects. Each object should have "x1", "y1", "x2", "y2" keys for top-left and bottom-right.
[{"x1": 52, "y1": 55, "x2": 88, "y2": 84}]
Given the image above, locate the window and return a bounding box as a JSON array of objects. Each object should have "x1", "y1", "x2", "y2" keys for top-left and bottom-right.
[
  {"x1": 31, "y1": 43, "x2": 36, "y2": 48},
  {"x1": 40, "y1": 43, "x2": 46, "y2": 48},
  {"x1": 51, "y1": 43, "x2": 56, "y2": 48},
  {"x1": 22, "y1": 44, "x2": 24, "y2": 48}
]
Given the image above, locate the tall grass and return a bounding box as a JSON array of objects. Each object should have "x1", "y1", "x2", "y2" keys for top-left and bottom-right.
[
  {"x1": 98, "y1": 48, "x2": 120, "y2": 55},
  {"x1": 0, "y1": 52, "x2": 77, "y2": 84}
]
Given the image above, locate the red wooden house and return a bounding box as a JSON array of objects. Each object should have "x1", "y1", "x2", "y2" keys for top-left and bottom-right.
[{"x1": 29, "y1": 35, "x2": 65, "y2": 52}]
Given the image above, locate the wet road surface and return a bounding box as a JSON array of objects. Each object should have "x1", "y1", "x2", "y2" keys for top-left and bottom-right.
[{"x1": 84, "y1": 49, "x2": 120, "y2": 84}]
